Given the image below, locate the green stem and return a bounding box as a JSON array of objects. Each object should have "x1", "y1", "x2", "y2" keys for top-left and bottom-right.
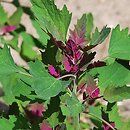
[
  {"x1": 72, "y1": 77, "x2": 80, "y2": 130},
  {"x1": 73, "y1": 115, "x2": 80, "y2": 130},
  {"x1": 58, "y1": 74, "x2": 79, "y2": 129},
  {"x1": 85, "y1": 112, "x2": 116, "y2": 130},
  {"x1": 57, "y1": 74, "x2": 76, "y2": 80}
]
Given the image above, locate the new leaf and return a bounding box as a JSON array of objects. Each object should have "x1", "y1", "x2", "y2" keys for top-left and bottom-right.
[
  {"x1": 90, "y1": 26, "x2": 110, "y2": 46},
  {"x1": 70, "y1": 13, "x2": 93, "y2": 44},
  {"x1": 31, "y1": 0, "x2": 72, "y2": 42}
]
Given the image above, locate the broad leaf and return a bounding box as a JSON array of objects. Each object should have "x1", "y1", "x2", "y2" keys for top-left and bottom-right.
[
  {"x1": 48, "y1": 112, "x2": 59, "y2": 128},
  {"x1": 31, "y1": 0, "x2": 72, "y2": 42},
  {"x1": 0, "y1": 116, "x2": 16, "y2": 130},
  {"x1": 0, "y1": 73, "x2": 33, "y2": 104},
  {"x1": 32, "y1": 20, "x2": 50, "y2": 46},
  {"x1": 109, "y1": 25, "x2": 130, "y2": 60},
  {"x1": 93, "y1": 62, "x2": 130, "y2": 94},
  {"x1": 0, "y1": 5, "x2": 8, "y2": 25},
  {"x1": 104, "y1": 85, "x2": 130, "y2": 102},
  {"x1": 8, "y1": 7, "x2": 23, "y2": 26},
  {"x1": 21, "y1": 32, "x2": 39, "y2": 60},
  {"x1": 119, "y1": 121, "x2": 130, "y2": 130},
  {"x1": 106, "y1": 103, "x2": 122, "y2": 129},
  {"x1": 13, "y1": 114, "x2": 30, "y2": 129},
  {"x1": 60, "y1": 93, "x2": 84, "y2": 116},
  {"x1": 70, "y1": 13, "x2": 93, "y2": 45},
  {"x1": 88, "y1": 106, "x2": 103, "y2": 127},
  {"x1": 7, "y1": 35, "x2": 19, "y2": 52},
  {"x1": 86, "y1": 13, "x2": 94, "y2": 40},
  {"x1": 90, "y1": 26, "x2": 110, "y2": 46},
  {"x1": 0, "y1": 45, "x2": 19, "y2": 75},
  {"x1": 29, "y1": 60, "x2": 71, "y2": 100}
]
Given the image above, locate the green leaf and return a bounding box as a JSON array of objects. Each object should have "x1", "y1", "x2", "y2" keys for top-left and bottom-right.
[
  {"x1": 106, "y1": 103, "x2": 122, "y2": 129},
  {"x1": 48, "y1": 112, "x2": 59, "y2": 128},
  {"x1": 65, "y1": 119, "x2": 75, "y2": 130},
  {"x1": 89, "y1": 106, "x2": 102, "y2": 119},
  {"x1": 29, "y1": 60, "x2": 71, "y2": 100},
  {"x1": 0, "y1": 45, "x2": 19, "y2": 75},
  {"x1": 95, "y1": 62, "x2": 130, "y2": 94},
  {"x1": 90, "y1": 26, "x2": 110, "y2": 46},
  {"x1": 7, "y1": 35, "x2": 19, "y2": 52},
  {"x1": 119, "y1": 120, "x2": 130, "y2": 130},
  {"x1": 0, "y1": 5, "x2": 8, "y2": 25},
  {"x1": 86, "y1": 13, "x2": 93, "y2": 40},
  {"x1": 109, "y1": 25, "x2": 130, "y2": 60},
  {"x1": 70, "y1": 13, "x2": 93, "y2": 45},
  {"x1": 0, "y1": 116, "x2": 16, "y2": 130},
  {"x1": 0, "y1": 73, "x2": 33, "y2": 104},
  {"x1": 31, "y1": 0, "x2": 72, "y2": 42},
  {"x1": 42, "y1": 40, "x2": 58, "y2": 65},
  {"x1": 21, "y1": 32, "x2": 39, "y2": 60},
  {"x1": 88, "y1": 106, "x2": 102, "y2": 127},
  {"x1": 32, "y1": 20, "x2": 49, "y2": 46},
  {"x1": 8, "y1": 7, "x2": 23, "y2": 26},
  {"x1": 104, "y1": 85, "x2": 130, "y2": 102},
  {"x1": 60, "y1": 93, "x2": 84, "y2": 117},
  {"x1": 13, "y1": 114, "x2": 30, "y2": 129}
]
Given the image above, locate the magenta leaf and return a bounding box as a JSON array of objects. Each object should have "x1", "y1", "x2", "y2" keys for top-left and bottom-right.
[
  {"x1": 2, "y1": 25, "x2": 16, "y2": 34},
  {"x1": 24, "y1": 103, "x2": 45, "y2": 124},
  {"x1": 86, "y1": 74, "x2": 100, "y2": 98},
  {"x1": 87, "y1": 60, "x2": 106, "y2": 70},
  {"x1": 69, "y1": 14, "x2": 88, "y2": 46},
  {"x1": 79, "y1": 52, "x2": 96, "y2": 69},
  {"x1": 66, "y1": 39, "x2": 80, "y2": 62},
  {"x1": 63, "y1": 39, "x2": 81, "y2": 73},
  {"x1": 40, "y1": 121, "x2": 52, "y2": 130},
  {"x1": 63, "y1": 54, "x2": 72, "y2": 72},
  {"x1": 28, "y1": 103, "x2": 45, "y2": 117},
  {"x1": 48, "y1": 65, "x2": 60, "y2": 78},
  {"x1": 103, "y1": 122, "x2": 115, "y2": 130}
]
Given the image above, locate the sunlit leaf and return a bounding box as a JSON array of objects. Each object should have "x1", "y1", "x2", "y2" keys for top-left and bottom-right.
[
  {"x1": 29, "y1": 60, "x2": 71, "y2": 100},
  {"x1": 0, "y1": 5, "x2": 8, "y2": 25},
  {"x1": 104, "y1": 85, "x2": 130, "y2": 102},
  {"x1": 8, "y1": 7, "x2": 23, "y2": 26},
  {"x1": 31, "y1": 0, "x2": 72, "y2": 42},
  {"x1": 60, "y1": 93, "x2": 84, "y2": 116},
  {"x1": 0, "y1": 116, "x2": 16, "y2": 130},
  {"x1": 92, "y1": 62, "x2": 130, "y2": 94},
  {"x1": 90, "y1": 26, "x2": 110, "y2": 46},
  {"x1": 109, "y1": 25, "x2": 130, "y2": 60}
]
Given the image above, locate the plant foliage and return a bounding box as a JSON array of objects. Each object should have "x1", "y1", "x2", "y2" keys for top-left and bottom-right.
[{"x1": 0, "y1": 0, "x2": 130, "y2": 130}]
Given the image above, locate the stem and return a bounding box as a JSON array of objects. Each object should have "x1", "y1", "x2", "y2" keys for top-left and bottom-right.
[
  {"x1": 57, "y1": 74, "x2": 76, "y2": 80},
  {"x1": 85, "y1": 112, "x2": 116, "y2": 130},
  {"x1": 73, "y1": 115, "x2": 80, "y2": 130},
  {"x1": 58, "y1": 74, "x2": 79, "y2": 129},
  {"x1": 72, "y1": 76, "x2": 80, "y2": 130}
]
